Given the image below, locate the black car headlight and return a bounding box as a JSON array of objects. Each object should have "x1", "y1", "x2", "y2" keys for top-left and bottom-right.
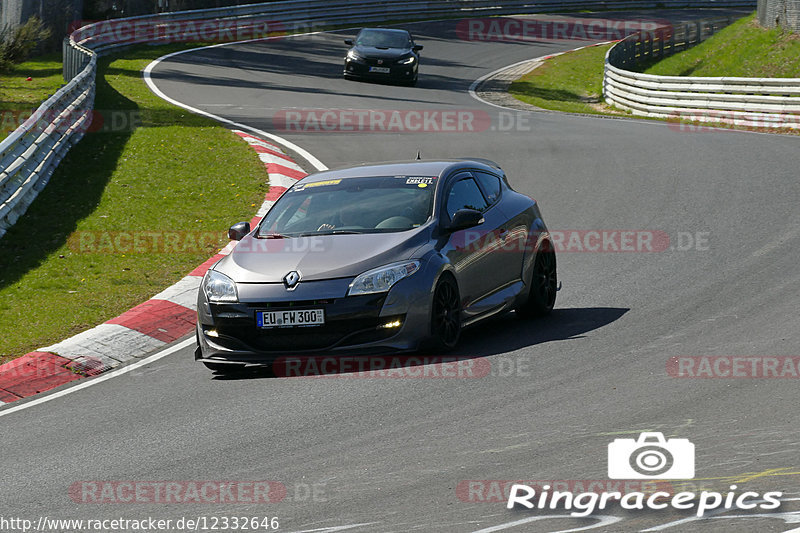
[
  {"x1": 348, "y1": 261, "x2": 420, "y2": 296},
  {"x1": 398, "y1": 56, "x2": 416, "y2": 65},
  {"x1": 203, "y1": 270, "x2": 238, "y2": 303}
]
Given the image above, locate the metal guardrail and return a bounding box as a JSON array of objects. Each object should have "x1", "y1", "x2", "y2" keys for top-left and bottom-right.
[
  {"x1": 604, "y1": 14, "x2": 800, "y2": 129},
  {"x1": 1, "y1": 0, "x2": 759, "y2": 238},
  {"x1": 0, "y1": 43, "x2": 94, "y2": 238}
]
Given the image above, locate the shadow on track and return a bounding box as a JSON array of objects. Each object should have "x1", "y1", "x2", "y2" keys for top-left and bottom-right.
[{"x1": 209, "y1": 306, "x2": 628, "y2": 381}]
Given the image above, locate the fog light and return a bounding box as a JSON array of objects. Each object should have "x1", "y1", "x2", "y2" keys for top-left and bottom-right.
[
  {"x1": 206, "y1": 329, "x2": 219, "y2": 338},
  {"x1": 379, "y1": 319, "x2": 402, "y2": 329}
]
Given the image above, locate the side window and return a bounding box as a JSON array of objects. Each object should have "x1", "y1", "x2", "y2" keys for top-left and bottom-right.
[
  {"x1": 473, "y1": 171, "x2": 502, "y2": 205},
  {"x1": 446, "y1": 178, "x2": 488, "y2": 219}
]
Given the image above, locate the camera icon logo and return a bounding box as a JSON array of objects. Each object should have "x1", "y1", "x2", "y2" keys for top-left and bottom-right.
[{"x1": 608, "y1": 432, "x2": 695, "y2": 479}]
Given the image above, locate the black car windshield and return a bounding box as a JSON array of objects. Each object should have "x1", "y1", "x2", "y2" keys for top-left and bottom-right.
[
  {"x1": 257, "y1": 175, "x2": 436, "y2": 237},
  {"x1": 356, "y1": 29, "x2": 411, "y2": 49}
]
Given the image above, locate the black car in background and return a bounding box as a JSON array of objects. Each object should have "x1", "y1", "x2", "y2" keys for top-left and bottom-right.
[{"x1": 343, "y1": 28, "x2": 423, "y2": 86}]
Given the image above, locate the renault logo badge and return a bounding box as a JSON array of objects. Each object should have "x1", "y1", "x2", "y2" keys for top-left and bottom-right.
[{"x1": 283, "y1": 271, "x2": 301, "y2": 289}]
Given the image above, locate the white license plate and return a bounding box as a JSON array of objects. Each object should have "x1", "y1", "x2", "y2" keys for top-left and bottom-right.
[
  {"x1": 257, "y1": 309, "x2": 325, "y2": 328},
  {"x1": 369, "y1": 66, "x2": 390, "y2": 73}
]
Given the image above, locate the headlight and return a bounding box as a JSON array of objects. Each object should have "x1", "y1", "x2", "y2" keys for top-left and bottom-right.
[
  {"x1": 347, "y1": 50, "x2": 363, "y2": 61},
  {"x1": 203, "y1": 270, "x2": 238, "y2": 303},
  {"x1": 348, "y1": 261, "x2": 420, "y2": 296},
  {"x1": 398, "y1": 56, "x2": 416, "y2": 65}
]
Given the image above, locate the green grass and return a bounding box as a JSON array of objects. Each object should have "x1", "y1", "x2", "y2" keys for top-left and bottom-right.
[
  {"x1": 508, "y1": 43, "x2": 620, "y2": 115},
  {"x1": 0, "y1": 53, "x2": 65, "y2": 138},
  {"x1": 0, "y1": 44, "x2": 269, "y2": 362},
  {"x1": 508, "y1": 12, "x2": 799, "y2": 133},
  {"x1": 642, "y1": 14, "x2": 800, "y2": 78}
]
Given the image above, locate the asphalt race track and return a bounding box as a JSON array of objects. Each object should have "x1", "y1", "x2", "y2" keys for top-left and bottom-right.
[{"x1": 3, "y1": 10, "x2": 800, "y2": 533}]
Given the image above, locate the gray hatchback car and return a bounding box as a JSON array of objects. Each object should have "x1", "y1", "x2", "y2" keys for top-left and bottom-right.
[{"x1": 195, "y1": 159, "x2": 556, "y2": 373}]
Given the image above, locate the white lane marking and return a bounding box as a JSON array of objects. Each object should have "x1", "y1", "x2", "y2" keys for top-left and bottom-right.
[
  {"x1": 471, "y1": 514, "x2": 621, "y2": 533},
  {"x1": 642, "y1": 497, "x2": 800, "y2": 532},
  {"x1": 0, "y1": 338, "x2": 194, "y2": 419},
  {"x1": 468, "y1": 42, "x2": 613, "y2": 112},
  {"x1": 142, "y1": 36, "x2": 328, "y2": 172}
]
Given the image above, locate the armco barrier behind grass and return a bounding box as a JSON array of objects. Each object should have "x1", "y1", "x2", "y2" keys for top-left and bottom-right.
[
  {"x1": 605, "y1": 12, "x2": 800, "y2": 130},
  {"x1": 0, "y1": 44, "x2": 268, "y2": 363}
]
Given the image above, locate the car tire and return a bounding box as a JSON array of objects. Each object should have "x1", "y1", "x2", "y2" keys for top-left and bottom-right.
[
  {"x1": 429, "y1": 275, "x2": 461, "y2": 351},
  {"x1": 518, "y1": 241, "x2": 557, "y2": 317},
  {"x1": 407, "y1": 74, "x2": 418, "y2": 87},
  {"x1": 203, "y1": 361, "x2": 245, "y2": 374}
]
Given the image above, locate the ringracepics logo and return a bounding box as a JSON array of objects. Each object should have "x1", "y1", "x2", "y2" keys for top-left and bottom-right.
[
  {"x1": 608, "y1": 432, "x2": 694, "y2": 479},
  {"x1": 506, "y1": 432, "x2": 783, "y2": 517}
]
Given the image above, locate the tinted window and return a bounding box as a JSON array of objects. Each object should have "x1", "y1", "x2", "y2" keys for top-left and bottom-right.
[
  {"x1": 473, "y1": 171, "x2": 502, "y2": 205},
  {"x1": 258, "y1": 176, "x2": 434, "y2": 236},
  {"x1": 446, "y1": 178, "x2": 488, "y2": 218}
]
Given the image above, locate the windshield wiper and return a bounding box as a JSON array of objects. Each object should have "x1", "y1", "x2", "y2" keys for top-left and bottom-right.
[
  {"x1": 299, "y1": 229, "x2": 366, "y2": 237},
  {"x1": 257, "y1": 232, "x2": 291, "y2": 239}
]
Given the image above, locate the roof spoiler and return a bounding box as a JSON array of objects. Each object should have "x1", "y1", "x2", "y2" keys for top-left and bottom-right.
[{"x1": 457, "y1": 157, "x2": 502, "y2": 170}]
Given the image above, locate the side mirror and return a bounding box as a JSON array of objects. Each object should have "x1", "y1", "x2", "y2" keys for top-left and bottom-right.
[
  {"x1": 412, "y1": 44, "x2": 423, "y2": 52},
  {"x1": 447, "y1": 209, "x2": 484, "y2": 232},
  {"x1": 344, "y1": 39, "x2": 353, "y2": 45},
  {"x1": 228, "y1": 221, "x2": 251, "y2": 241}
]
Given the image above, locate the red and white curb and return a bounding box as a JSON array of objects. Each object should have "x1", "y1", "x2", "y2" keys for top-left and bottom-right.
[{"x1": 0, "y1": 130, "x2": 306, "y2": 404}]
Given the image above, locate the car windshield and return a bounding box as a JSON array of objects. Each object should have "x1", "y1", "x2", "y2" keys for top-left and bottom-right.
[
  {"x1": 356, "y1": 30, "x2": 411, "y2": 49},
  {"x1": 257, "y1": 175, "x2": 435, "y2": 237}
]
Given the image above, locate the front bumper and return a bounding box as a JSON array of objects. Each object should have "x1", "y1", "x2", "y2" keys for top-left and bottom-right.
[
  {"x1": 196, "y1": 276, "x2": 431, "y2": 365},
  {"x1": 343, "y1": 58, "x2": 417, "y2": 82}
]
